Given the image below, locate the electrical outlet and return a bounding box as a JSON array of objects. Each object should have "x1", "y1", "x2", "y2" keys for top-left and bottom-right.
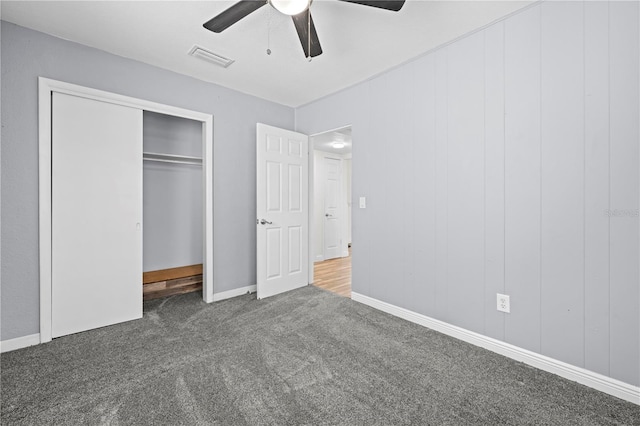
[{"x1": 497, "y1": 293, "x2": 510, "y2": 313}]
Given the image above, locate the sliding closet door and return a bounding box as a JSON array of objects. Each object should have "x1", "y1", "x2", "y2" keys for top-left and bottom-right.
[{"x1": 52, "y1": 92, "x2": 143, "y2": 338}]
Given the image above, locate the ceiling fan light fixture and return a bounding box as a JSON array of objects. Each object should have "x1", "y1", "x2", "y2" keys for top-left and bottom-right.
[{"x1": 270, "y1": 0, "x2": 311, "y2": 16}]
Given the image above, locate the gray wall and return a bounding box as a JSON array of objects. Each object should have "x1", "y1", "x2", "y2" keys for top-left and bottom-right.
[
  {"x1": 0, "y1": 22, "x2": 294, "y2": 340},
  {"x1": 296, "y1": 2, "x2": 640, "y2": 387},
  {"x1": 143, "y1": 111, "x2": 203, "y2": 272}
]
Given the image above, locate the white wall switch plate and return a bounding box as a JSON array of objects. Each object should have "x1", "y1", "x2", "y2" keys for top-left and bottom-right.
[
  {"x1": 497, "y1": 293, "x2": 510, "y2": 313},
  {"x1": 359, "y1": 196, "x2": 366, "y2": 209}
]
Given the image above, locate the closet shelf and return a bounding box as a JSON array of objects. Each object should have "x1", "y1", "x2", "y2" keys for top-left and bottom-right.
[{"x1": 143, "y1": 152, "x2": 202, "y2": 166}]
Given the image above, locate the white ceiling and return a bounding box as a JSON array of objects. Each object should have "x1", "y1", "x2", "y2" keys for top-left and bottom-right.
[
  {"x1": 1, "y1": 1, "x2": 533, "y2": 107},
  {"x1": 311, "y1": 126, "x2": 352, "y2": 155}
]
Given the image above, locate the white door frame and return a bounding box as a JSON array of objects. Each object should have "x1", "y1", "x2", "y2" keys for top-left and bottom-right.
[{"x1": 38, "y1": 77, "x2": 214, "y2": 343}]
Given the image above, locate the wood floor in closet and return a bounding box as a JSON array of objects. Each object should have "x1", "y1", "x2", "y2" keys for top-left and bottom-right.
[{"x1": 143, "y1": 264, "x2": 202, "y2": 301}]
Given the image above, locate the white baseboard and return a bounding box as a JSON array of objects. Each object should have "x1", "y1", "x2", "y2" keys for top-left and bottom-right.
[
  {"x1": 315, "y1": 255, "x2": 324, "y2": 262},
  {"x1": 1, "y1": 333, "x2": 41, "y2": 353},
  {"x1": 351, "y1": 292, "x2": 640, "y2": 406},
  {"x1": 212, "y1": 285, "x2": 256, "y2": 302}
]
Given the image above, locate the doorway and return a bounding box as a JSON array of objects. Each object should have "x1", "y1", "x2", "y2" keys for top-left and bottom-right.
[
  {"x1": 310, "y1": 126, "x2": 352, "y2": 298},
  {"x1": 142, "y1": 112, "x2": 205, "y2": 301}
]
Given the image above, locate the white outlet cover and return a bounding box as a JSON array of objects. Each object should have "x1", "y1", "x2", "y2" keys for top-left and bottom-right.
[{"x1": 497, "y1": 293, "x2": 510, "y2": 313}]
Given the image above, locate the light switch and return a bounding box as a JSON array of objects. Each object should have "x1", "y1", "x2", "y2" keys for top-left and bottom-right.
[{"x1": 359, "y1": 197, "x2": 366, "y2": 209}]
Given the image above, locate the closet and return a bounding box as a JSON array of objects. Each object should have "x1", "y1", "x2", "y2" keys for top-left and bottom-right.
[
  {"x1": 141, "y1": 112, "x2": 204, "y2": 300},
  {"x1": 42, "y1": 78, "x2": 213, "y2": 341}
]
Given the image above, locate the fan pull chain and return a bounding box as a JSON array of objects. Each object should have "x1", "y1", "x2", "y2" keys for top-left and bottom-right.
[{"x1": 266, "y1": 6, "x2": 272, "y2": 55}]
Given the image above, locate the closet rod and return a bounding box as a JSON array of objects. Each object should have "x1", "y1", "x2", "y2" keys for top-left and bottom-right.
[
  {"x1": 143, "y1": 151, "x2": 202, "y2": 166},
  {"x1": 143, "y1": 157, "x2": 202, "y2": 166}
]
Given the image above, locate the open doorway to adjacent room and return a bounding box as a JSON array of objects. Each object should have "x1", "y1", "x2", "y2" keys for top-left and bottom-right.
[{"x1": 310, "y1": 126, "x2": 352, "y2": 297}]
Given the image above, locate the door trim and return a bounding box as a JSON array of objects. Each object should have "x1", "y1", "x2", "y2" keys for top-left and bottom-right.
[{"x1": 38, "y1": 77, "x2": 214, "y2": 343}]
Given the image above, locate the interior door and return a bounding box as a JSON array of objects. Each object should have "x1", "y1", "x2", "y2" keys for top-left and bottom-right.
[
  {"x1": 52, "y1": 92, "x2": 143, "y2": 338},
  {"x1": 323, "y1": 156, "x2": 342, "y2": 260},
  {"x1": 256, "y1": 123, "x2": 309, "y2": 299}
]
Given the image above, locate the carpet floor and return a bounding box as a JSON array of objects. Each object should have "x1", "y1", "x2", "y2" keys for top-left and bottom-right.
[{"x1": 2, "y1": 286, "x2": 639, "y2": 425}]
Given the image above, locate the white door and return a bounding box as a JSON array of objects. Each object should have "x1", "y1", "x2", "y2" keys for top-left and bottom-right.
[
  {"x1": 323, "y1": 156, "x2": 342, "y2": 260},
  {"x1": 52, "y1": 92, "x2": 143, "y2": 338},
  {"x1": 256, "y1": 123, "x2": 309, "y2": 299}
]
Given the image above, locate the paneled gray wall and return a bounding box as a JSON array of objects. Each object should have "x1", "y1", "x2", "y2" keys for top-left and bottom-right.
[
  {"x1": 296, "y1": 2, "x2": 640, "y2": 387},
  {"x1": 0, "y1": 22, "x2": 294, "y2": 340},
  {"x1": 143, "y1": 111, "x2": 203, "y2": 272}
]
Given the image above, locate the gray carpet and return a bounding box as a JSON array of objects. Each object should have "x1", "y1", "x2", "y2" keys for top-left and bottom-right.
[{"x1": 2, "y1": 286, "x2": 639, "y2": 425}]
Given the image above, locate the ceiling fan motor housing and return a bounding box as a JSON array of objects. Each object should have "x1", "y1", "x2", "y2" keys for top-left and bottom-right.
[{"x1": 203, "y1": 0, "x2": 405, "y2": 58}]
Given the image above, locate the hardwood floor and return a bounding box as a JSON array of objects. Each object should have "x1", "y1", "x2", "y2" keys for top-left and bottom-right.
[
  {"x1": 142, "y1": 264, "x2": 203, "y2": 301},
  {"x1": 313, "y1": 249, "x2": 352, "y2": 298}
]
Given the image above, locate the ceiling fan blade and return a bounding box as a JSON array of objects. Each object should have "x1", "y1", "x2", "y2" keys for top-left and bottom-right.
[
  {"x1": 203, "y1": 0, "x2": 267, "y2": 33},
  {"x1": 338, "y1": 0, "x2": 405, "y2": 12},
  {"x1": 292, "y1": 11, "x2": 323, "y2": 58}
]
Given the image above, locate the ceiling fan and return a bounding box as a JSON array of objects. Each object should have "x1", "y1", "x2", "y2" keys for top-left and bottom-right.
[{"x1": 203, "y1": 0, "x2": 406, "y2": 59}]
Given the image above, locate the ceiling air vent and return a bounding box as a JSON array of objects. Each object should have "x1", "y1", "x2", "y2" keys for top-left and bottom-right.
[{"x1": 188, "y1": 45, "x2": 235, "y2": 68}]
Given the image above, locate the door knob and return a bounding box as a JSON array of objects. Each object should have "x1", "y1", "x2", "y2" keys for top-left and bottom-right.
[{"x1": 259, "y1": 219, "x2": 272, "y2": 225}]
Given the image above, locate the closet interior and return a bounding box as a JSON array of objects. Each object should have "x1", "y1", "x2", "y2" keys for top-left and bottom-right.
[{"x1": 141, "y1": 111, "x2": 204, "y2": 300}]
